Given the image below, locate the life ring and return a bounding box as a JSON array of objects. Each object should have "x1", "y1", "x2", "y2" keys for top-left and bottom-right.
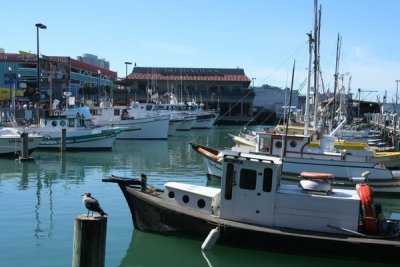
[{"x1": 356, "y1": 183, "x2": 380, "y2": 234}]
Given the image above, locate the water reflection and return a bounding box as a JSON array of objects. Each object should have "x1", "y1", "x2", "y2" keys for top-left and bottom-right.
[{"x1": 119, "y1": 230, "x2": 398, "y2": 267}]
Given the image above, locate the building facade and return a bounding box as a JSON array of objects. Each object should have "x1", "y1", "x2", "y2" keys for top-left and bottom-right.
[
  {"x1": 0, "y1": 52, "x2": 117, "y2": 108},
  {"x1": 117, "y1": 67, "x2": 254, "y2": 123}
]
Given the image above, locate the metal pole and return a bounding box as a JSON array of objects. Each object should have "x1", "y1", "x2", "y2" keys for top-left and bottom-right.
[
  {"x1": 305, "y1": 32, "x2": 313, "y2": 136},
  {"x1": 358, "y1": 88, "x2": 361, "y2": 118},
  {"x1": 396, "y1": 80, "x2": 400, "y2": 112},
  {"x1": 8, "y1": 66, "x2": 12, "y2": 108},
  {"x1": 124, "y1": 62, "x2": 132, "y2": 106},
  {"x1": 97, "y1": 69, "x2": 101, "y2": 106},
  {"x1": 35, "y1": 23, "x2": 46, "y2": 108},
  {"x1": 394, "y1": 80, "x2": 400, "y2": 150}
]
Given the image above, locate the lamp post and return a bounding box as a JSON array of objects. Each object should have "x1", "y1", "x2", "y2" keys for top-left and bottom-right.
[
  {"x1": 251, "y1": 77, "x2": 256, "y2": 89},
  {"x1": 97, "y1": 69, "x2": 101, "y2": 106},
  {"x1": 35, "y1": 23, "x2": 46, "y2": 107},
  {"x1": 124, "y1": 62, "x2": 132, "y2": 106},
  {"x1": 8, "y1": 66, "x2": 12, "y2": 108}
]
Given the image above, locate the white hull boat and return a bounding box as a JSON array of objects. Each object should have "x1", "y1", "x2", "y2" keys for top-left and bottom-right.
[
  {"x1": 23, "y1": 115, "x2": 122, "y2": 150},
  {"x1": 64, "y1": 107, "x2": 170, "y2": 140},
  {"x1": 190, "y1": 132, "x2": 400, "y2": 195},
  {"x1": 0, "y1": 127, "x2": 43, "y2": 156}
]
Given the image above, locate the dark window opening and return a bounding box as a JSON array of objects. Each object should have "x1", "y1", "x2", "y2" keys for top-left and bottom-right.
[
  {"x1": 239, "y1": 168, "x2": 257, "y2": 190},
  {"x1": 225, "y1": 163, "x2": 234, "y2": 200},
  {"x1": 197, "y1": 199, "x2": 206, "y2": 208},
  {"x1": 263, "y1": 168, "x2": 273, "y2": 192}
]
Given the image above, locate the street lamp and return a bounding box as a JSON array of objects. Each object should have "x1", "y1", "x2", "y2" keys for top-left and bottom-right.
[
  {"x1": 124, "y1": 61, "x2": 132, "y2": 106},
  {"x1": 8, "y1": 66, "x2": 12, "y2": 108},
  {"x1": 35, "y1": 23, "x2": 46, "y2": 107},
  {"x1": 251, "y1": 77, "x2": 256, "y2": 89},
  {"x1": 97, "y1": 69, "x2": 101, "y2": 106}
]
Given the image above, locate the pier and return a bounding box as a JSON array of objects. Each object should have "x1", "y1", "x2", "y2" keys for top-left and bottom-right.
[{"x1": 366, "y1": 113, "x2": 399, "y2": 149}]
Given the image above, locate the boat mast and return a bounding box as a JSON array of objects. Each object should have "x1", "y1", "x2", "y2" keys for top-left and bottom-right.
[
  {"x1": 304, "y1": 32, "x2": 313, "y2": 136},
  {"x1": 312, "y1": 0, "x2": 321, "y2": 129},
  {"x1": 332, "y1": 33, "x2": 341, "y2": 125},
  {"x1": 283, "y1": 60, "x2": 295, "y2": 158}
]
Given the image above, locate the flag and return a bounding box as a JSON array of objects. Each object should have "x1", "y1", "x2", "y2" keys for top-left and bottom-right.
[{"x1": 151, "y1": 92, "x2": 159, "y2": 101}]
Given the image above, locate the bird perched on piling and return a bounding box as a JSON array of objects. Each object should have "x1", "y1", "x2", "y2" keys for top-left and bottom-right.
[{"x1": 82, "y1": 192, "x2": 108, "y2": 216}]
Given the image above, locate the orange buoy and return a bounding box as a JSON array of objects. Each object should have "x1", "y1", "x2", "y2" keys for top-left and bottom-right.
[{"x1": 356, "y1": 183, "x2": 380, "y2": 234}]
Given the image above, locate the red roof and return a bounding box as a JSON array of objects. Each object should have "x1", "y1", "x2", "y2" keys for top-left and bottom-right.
[{"x1": 129, "y1": 73, "x2": 250, "y2": 82}]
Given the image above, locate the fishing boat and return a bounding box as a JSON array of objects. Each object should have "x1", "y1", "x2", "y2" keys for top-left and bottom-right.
[
  {"x1": 190, "y1": 132, "x2": 400, "y2": 195},
  {"x1": 103, "y1": 150, "x2": 400, "y2": 263},
  {"x1": 130, "y1": 94, "x2": 218, "y2": 132},
  {"x1": 64, "y1": 106, "x2": 170, "y2": 140},
  {"x1": 22, "y1": 114, "x2": 122, "y2": 150},
  {"x1": 0, "y1": 127, "x2": 43, "y2": 156}
]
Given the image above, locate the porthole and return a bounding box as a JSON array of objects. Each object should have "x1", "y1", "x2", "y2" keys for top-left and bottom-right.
[
  {"x1": 197, "y1": 199, "x2": 206, "y2": 208},
  {"x1": 60, "y1": 120, "x2": 66, "y2": 127},
  {"x1": 290, "y1": 140, "x2": 297, "y2": 148},
  {"x1": 275, "y1": 141, "x2": 282, "y2": 149},
  {"x1": 51, "y1": 121, "x2": 57, "y2": 127},
  {"x1": 182, "y1": 195, "x2": 189, "y2": 203},
  {"x1": 168, "y1": 191, "x2": 175, "y2": 199}
]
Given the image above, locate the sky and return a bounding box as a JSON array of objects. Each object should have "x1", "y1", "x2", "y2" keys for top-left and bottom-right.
[{"x1": 1, "y1": 0, "x2": 400, "y2": 102}]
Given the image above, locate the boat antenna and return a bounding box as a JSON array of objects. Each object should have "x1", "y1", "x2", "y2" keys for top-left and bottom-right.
[{"x1": 283, "y1": 60, "x2": 296, "y2": 158}]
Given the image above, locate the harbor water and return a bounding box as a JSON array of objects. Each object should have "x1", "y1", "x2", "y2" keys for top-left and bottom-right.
[{"x1": 0, "y1": 126, "x2": 398, "y2": 267}]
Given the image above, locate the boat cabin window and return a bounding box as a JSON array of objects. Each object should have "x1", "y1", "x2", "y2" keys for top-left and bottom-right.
[
  {"x1": 224, "y1": 163, "x2": 234, "y2": 200},
  {"x1": 68, "y1": 119, "x2": 74, "y2": 127},
  {"x1": 275, "y1": 141, "x2": 282, "y2": 149},
  {"x1": 239, "y1": 168, "x2": 257, "y2": 190},
  {"x1": 290, "y1": 140, "x2": 297, "y2": 148},
  {"x1": 51, "y1": 120, "x2": 57, "y2": 127},
  {"x1": 114, "y1": 109, "x2": 120, "y2": 116},
  {"x1": 263, "y1": 168, "x2": 273, "y2": 192},
  {"x1": 197, "y1": 199, "x2": 206, "y2": 208},
  {"x1": 60, "y1": 120, "x2": 67, "y2": 127}
]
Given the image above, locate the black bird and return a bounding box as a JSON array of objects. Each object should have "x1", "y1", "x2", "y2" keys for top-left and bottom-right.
[{"x1": 82, "y1": 192, "x2": 107, "y2": 216}]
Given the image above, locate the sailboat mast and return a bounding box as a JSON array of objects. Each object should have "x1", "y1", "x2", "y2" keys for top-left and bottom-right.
[
  {"x1": 304, "y1": 32, "x2": 313, "y2": 136},
  {"x1": 332, "y1": 33, "x2": 341, "y2": 124},
  {"x1": 283, "y1": 60, "x2": 296, "y2": 158},
  {"x1": 312, "y1": 0, "x2": 321, "y2": 129}
]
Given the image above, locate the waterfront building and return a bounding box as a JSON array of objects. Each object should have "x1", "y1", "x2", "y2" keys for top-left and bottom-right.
[
  {"x1": 119, "y1": 67, "x2": 254, "y2": 124},
  {"x1": 0, "y1": 51, "x2": 117, "y2": 108}
]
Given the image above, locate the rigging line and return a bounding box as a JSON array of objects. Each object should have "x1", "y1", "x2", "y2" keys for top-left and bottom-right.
[
  {"x1": 296, "y1": 75, "x2": 308, "y2": 94},
  {"x1": 258, "y1": 40, "x2": 308, "y2": 85}
]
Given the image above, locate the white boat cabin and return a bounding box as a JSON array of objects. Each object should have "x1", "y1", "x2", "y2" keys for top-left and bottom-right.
[
  {"x1": 163, "y1": 149, "x2": 362, "y2": 235},
  {"x1": 41, "y1": 115, "x2": 94, "y2": 129}
]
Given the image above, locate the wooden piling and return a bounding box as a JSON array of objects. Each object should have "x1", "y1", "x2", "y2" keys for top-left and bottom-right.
[
  {"x1": 19, "y1": 132, "x2": 31, "y2": 160},
  {"x1": 61, "y1": 128, "x2": 66, "y2": 151},
  {"x1": 72, "y1": 215, "x2": 107, "y2": 267}
]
